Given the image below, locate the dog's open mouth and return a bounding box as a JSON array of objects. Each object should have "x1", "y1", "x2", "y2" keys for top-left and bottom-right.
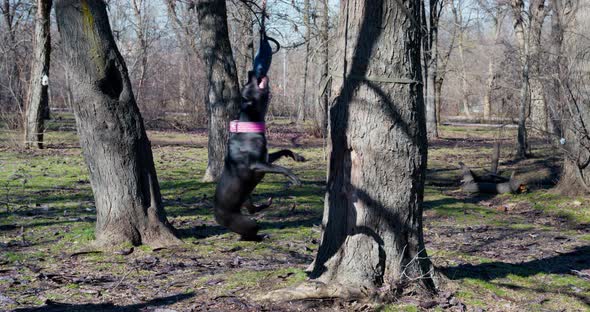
[{"x1": 258, "y1": 76, "x2": 268, "y2": 90}]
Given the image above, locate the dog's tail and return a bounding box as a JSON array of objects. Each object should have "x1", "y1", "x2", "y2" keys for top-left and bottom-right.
[{"x1": 214, "y1": 211, "x2": 259, "y2": 240}]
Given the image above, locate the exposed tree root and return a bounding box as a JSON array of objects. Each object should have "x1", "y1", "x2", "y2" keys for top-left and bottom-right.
[{"x1": 254, "y1": 281, "x2": 371, "y2": 302}]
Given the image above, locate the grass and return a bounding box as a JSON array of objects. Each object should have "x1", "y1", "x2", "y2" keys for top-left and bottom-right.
[{"x1": 0, "y1": 121, "x2": 589, "y2": 311}]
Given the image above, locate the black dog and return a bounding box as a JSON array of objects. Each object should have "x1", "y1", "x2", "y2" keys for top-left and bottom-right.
[{"x1": 213, "y1": 72, "x2": 304, "y2": 241}]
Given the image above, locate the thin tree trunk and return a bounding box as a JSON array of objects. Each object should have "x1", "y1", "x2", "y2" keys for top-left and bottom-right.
[
  {"x1": 196, "y1": 0, "x2": 241, "y2": 182},
  {"x1": 131, "y1": 0, "x2": 148, "y2": 104},
  {"x1": 528, "y1": 0, "x2": 548, "y2": 134},
  {"x1": 55, "y1": 0, "x2": 179, "y2": 248},
  {"x1": 426, "y1": 0, "x2": 440, "y2": 139},
  {"x1": 512, "y1": 0, "x2": 529, "y2": 158},
  {"x1": 268, "y1": 0, "x2": 436, "y2": 300},
  {"x1": 435, "y1": 78, "x2": 443, "y2": 128},
  {"x1": 452, "y1": 1, "x2": 471, "y2": 118},
  {"x1": 2, "y1": 0, "x2": 24, "y2": 115},
  {"x1": 483, "y1": 9, "x2": 502, "y2": 120},
  {"x1": 316, "y1": 0, "x2": 330, "y2": 137},
  {"x1": 298, "y1": 0, "x2": 311, "y2": 124},
  {"x1": 24, "y1": 0, "x2": 52, "y2": 149}
]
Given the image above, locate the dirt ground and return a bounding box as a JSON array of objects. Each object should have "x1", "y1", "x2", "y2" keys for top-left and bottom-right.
[{"x1": 0, "y1": 122, "x2": 589, "y2": 311}]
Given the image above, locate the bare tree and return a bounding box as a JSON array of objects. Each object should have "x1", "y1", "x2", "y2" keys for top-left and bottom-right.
[
  {"x1": 24, "y1": 0, "x2": 52, "y2": 149},
  {"x1": 55, "y1": 0, "x2": 179, "y2": 247},
  {"x1": 195, "y1": 0, "x2": 241, "y2": 182},
  {"x1": 479, "y1": 0, "x2": 505, "y2": 120},
  {"x1": 451, "y1": 0, "x2": 473, "y2": 118},
  {"x1": 528, "y1": 0, "x2": 548, "y2": 133},
  {"x1": 315, "y1": 0, "x2": 329, "y2": 137},
  {"x1": 511, "y1": 0, "x2": 529, "y2": 158},
  {"x1": 425, "y1": 0, "x2": 444, "y2": 139},
  {"x1": 266, "y1": 0, "x2": 436, "y2": 300}
]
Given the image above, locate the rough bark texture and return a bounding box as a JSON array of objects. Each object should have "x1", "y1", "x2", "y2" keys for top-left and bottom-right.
[
  {"x1": 309, "y1": 0, "x2": 435, "y2": 295},
  {"x1": 55, "y1": 0, "x2": 179, "y2": 247},
  {"x1": 196, "y1": 0, "x2": 241, "y2": 182},
  {"x1": 24, "y1": 0, "x2": 52, "y2": 149},
  {"x1": 425, "y1": 0, "x2": 440, "y2": 139}
]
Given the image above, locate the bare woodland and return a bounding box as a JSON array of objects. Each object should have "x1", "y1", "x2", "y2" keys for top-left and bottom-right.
[{"x1": 1, "y1": 0, "x2": 590, "y2": 310}]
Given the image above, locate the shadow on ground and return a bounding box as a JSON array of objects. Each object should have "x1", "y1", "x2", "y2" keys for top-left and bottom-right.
[{"x1": 13, "y1": 293, "x2": 195, "y2": 312}]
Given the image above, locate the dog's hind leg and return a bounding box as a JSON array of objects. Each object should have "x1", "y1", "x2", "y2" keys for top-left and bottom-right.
[
  {"x1": 243, "y1": 196, "x2": 273, "y2": 214},
  {"x1": 250, "y1": 162, "x2": 302, "y2": 186},
  {"x1": 268, "y1": 150, "x2": 306, "y2": 163},
  {"x1": 215, "y1": 210, "x2": 261, "y2": 241}
]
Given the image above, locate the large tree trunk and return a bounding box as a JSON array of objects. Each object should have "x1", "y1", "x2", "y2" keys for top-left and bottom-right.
[
  {"x1": 268, "y1": 0, "x2": 436, "y2": 299},
  {"x1": 55, "y1": 0, "x2": 179, "y2": 248},
  {"x1": 528, "y1": 0, "x2": 548, "y2": 134},
  {"x1": 555, "y1": 0, "x2": 586, "y2": 195},
  {"x1": 24, "y1": 0, "x2": 52, "y2": 149},
  {"x1": 196, "y1": 0, "x2": 241, "y2": 182},
  {"x1": 316, "y1": 0, "x2": 330, "y2": 137},
  {"x1": 425, "y1": 0, "x2": 440, "y2": 139}
]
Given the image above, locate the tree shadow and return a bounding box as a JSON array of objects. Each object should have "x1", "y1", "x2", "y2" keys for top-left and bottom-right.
[
  {"x1": 13, "y1": 292, "x2": 195, "y2": 312},
  {"x1": 175, "y1": 217, "x2": 321, "y2": 239},
  {"x1": 309, "y1": 1, "x2": 434, "y2": 288},
  {"x1": 443, "y1": 245, "x2": 590, "y2": 281}
]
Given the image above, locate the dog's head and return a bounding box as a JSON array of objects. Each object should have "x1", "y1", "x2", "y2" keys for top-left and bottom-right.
[{"x1": 240, "y1": 71, "x2": 270, "y2": 121}]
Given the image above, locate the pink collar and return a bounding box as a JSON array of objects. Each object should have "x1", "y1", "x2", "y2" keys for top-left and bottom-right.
[{"x1": 229, "y1": 120, "x2": 266, "y2": 133}]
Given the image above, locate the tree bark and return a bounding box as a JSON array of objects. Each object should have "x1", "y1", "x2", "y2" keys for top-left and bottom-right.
[
  {"x1": 55, "y1": 0, "x2": 179, "y2": 248},
  {"x1": 316, "y1": 0, "x2": 330, "y2": 137},
  {"x1": 528, "y1": 0, "x2": 548, "y2": 134},
  {"x1": 451, "y1": 0, "x2": 471, "y2": 118},
  {"x1": 236, "y1": 2, "x2": 254, "y2": 84},
  {"x1": 425, "y1": 0, "x2": 441, "y2": 139},
  {"x1": 131, "y1": 0, "x2": 149, "y2": 104},
  {"x1": 512, "y1": 0, "x2": 529, "y2": 158},
  {"x1": 305, "y1": 0, "x2": 435, "y2": 297},
  {"x1": 195, "y1": 0, "x2": 241, "y2": 182},
  {"x1": 24, "y1": 0, "x2": 52, "y2": 149},
  {"x1": 482, "y1": 8, "x2": 502, "y2": 120},
  {"x1": 298, "y1": 0, "x2": 312, "y2": 124}
]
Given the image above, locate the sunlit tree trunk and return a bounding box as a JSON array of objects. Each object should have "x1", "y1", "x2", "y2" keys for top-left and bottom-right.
[
  {"x1": 512, "y1": 0, "x2": 529, "y2": 158},
  {"x1": 528, "y1": 0, "x2": 548, "y2": 134},
  {"x1": 55, "y1": 0, "x2": 179, "y2": 247},
  {"x1": 483, "y1": 8, "x2": 503, "y2": 120},
  {"x1": 425, "y1": 0, "x2": 441, "y2": 139},
  {"x1": 298, "y1": 0, "x2": 311, "y2": 124},
  {"x1": 316, "y1": 0, "x2": 330, "y2": 137},
  {"x1": 269, "y1": 0, "x2": 436, "y2": 299},
  {"x1": 195, "y1": 0, "x2": 241, "y2": 182},
  {"x1": 24, "y1": 0, "x2": 52, "y2": 149}
]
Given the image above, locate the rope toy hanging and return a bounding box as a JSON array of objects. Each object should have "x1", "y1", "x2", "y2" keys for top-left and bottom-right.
[{"x1": 252, "y1": 0, "x2": 280, "y2": 79}]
